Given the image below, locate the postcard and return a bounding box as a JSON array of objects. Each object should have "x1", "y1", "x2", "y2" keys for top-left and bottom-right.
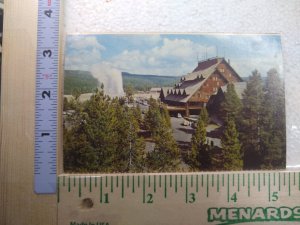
[{"x1": 63, "y1": 34, "x2": 285, "y2": 173}]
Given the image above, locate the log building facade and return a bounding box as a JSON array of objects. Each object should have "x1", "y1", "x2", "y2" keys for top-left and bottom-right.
[{"x1": 160, "y1": 57, "x2": 243, "y2": 116}]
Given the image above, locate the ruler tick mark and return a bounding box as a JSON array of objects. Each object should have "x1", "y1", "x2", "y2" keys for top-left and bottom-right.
[
  {"x1": 159, "y1": 175, "x2": 162, "y2": 188},
  {"x1": 185, "y1": 175, "x2": 188, "y2": 203},
  {"x1": 143, "y1": 176, "x2": 145, "y2": 203},
  {"x1": 248, "y1": 173, "x2": 250, "y2": 197},
  {"x1": 268, "y1": 173, "x2": 271, "y2": 202},
  {"x1": 154, "y1": 175, "x2": 156, "y2": 193},
  {"x1": 206, "y1": 175, "x2": 209, "y2": 198},
  {"x1": 238, "y1": 174, "x2": 240, "y2": 192},
  {"x1": 196, "y1": 175, "x2": 199, "y2": 192},
  {"x1": 180, "y1": 175, "x2": 183, "y2": 188},
  {"x1": 100, "y1": 177, "x2": 103, "y2": 203},
  {"x1": 68, "y1": 177, "x2": 70, "y2": 192},
  {"x1": 279, "y1": 173, "x2": 281, "y2": 191},
  {"x1": 175, "y1": 175, "x2": 178, "y2": 193},
  {"x1": 90, "y1": 176, "x2": 92, "y2": 192},
  {"x1": 217, "y1": 174, "x2": 220, "y2": 192},
  {"x1": 79, "y1": 177, "x2": 81, "y2": 198},
  {"x1": 288, "y1": 172, "x2": 291, "y2": 196},
  {"x1": 258, "y1": 173, "x2": 260, "y2": 192},
  {"x1": 121, "y1": 176, "x2": 124, "y2": 198},
  {"x1": 227, "y1": 174, "x2": 230, "y2": 203},
  {"x1": 132, "y1": 176, "x2": 135, "y2": 193},
  {"x1": 164, "y1": 175, "x2": 167, "y2": 199}
]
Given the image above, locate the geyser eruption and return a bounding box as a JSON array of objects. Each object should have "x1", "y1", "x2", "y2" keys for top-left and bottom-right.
[{"x1": 91, "y1": 63, "x2": 125, "y2": 97}]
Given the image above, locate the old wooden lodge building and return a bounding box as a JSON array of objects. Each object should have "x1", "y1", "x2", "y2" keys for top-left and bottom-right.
[{"x1": 159, "y1": 57, "x2": 243, "y2": 116}]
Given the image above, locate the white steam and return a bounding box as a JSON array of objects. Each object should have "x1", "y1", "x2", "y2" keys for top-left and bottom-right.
[{"x1": 90, "y1": 63, "x2": 125, "y2": 97}]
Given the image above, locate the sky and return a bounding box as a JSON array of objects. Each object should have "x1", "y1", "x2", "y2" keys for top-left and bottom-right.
[{"x1": 64, "y1": 34, "x2": 283, "y2": 78}]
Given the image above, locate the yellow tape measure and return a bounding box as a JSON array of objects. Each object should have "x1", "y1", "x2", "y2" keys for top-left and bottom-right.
[{"x1": 57, "y1": 171, "x2": 300, "y2": 225}]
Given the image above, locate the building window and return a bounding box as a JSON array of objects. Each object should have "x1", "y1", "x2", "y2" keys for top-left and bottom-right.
[
  {"x1": 229, "y1": 73, "x2": 232, "y2": 77},
  {"x1": 217, "y1": 81, "x2": 219, "y2": 85},
  {"x1": 220, "y1": 68, "x2": 225, "y2": 73}
]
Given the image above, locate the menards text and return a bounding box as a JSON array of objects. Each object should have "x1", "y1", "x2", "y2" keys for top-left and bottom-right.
[{"x1": 208, "y1": 206, "x2": 300, "y2": 223}]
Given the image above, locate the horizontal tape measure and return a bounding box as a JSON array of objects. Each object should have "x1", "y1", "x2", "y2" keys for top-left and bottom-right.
[
  {"x1": 57, "y1": 171, "x2": 300, "y2": 225},
  {"x1": 35, "y1": 0, "x2": 60, "y2": 194}
]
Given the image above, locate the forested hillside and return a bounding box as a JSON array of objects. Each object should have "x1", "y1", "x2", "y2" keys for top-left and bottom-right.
[
  {"x1": 64, "y1": 70, "x2": 99, "y2": 95},
  {"x1": 64, "y1": 70, "x2": 179, "y2": 94},
  {"x1": 122, "y1": 72, "x2": 179, "y2": 91}
]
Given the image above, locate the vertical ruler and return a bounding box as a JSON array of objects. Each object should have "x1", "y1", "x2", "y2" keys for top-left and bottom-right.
[{"x1": 35, "y1": 0, "x2": 60, "y2": 194}]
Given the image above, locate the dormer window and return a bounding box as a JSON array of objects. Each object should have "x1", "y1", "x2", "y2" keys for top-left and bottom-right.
[{"x1": 220, "y1": 68, "x2": 225, "y2": 73}]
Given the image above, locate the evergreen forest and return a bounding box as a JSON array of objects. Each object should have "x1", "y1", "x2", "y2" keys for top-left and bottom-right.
[{"x1": 63, "y1": 68, "x2": 285, "y2": 172}]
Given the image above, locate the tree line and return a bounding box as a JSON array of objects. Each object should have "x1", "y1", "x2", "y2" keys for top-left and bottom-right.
[
  {"x1": 63, "y1": 88, "x2": 180, "y2": 173},
  {"x1": 189, "y1": 68, "x2": 285, "y2": 171},
  {"x1": 64, "y1": 68, "x2": 285, "y2": 172}
]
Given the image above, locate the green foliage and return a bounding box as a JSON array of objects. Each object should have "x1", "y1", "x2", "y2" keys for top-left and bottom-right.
[
  {"x1": 144, "y1": 98, "x2": 162, "y2": 135},
  {"x1": 144, "y1": 98, "x2": 180, "y2": 172},
  {"x1": 221, "y1": 117, "x2": 243, "y2": 170},
  {"x1": 124, "y1": 84, "x2": 134, "y2": 103},
  {"x1": 63, "y1": 88, "x2": 146, "y2": 173},
  {"x1": 199, "y1": 107, "x2": 209, "y2": 126},
  {"x1": 240, "y1": 70, "x2": 264, "y2": 169},
  {"x1": 146, "y1": 119, "x2": 180, "y2": 172},
  {"x1": 221, "y1": 83, "x2": 242, "y2": 122},
  {"x1": 260, "y1": 69, "x2": 285, "y2": 169},
  {"x1": 64, "y1": 70, "x2": 99, "y2": 95},
  {"x1": 190, "y1": 117, "x2": 211, "y2": 170}
]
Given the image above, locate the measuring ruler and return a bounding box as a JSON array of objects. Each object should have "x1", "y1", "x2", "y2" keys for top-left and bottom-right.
[
  {"x1": 32, "y1": 1, "x2": 300, "y2": 224},
  {"x1": 57, "y1": 171, "x2": 300, "y2": 225},
  {"x1": 35, "y1": 0, "x2": 60, "y2": 194}
]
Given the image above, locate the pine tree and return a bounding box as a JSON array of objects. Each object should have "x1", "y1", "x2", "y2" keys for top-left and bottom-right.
[
  {"x1": 240, "y1": 70, "x2": 264, "y2": 169},
  {"x1": 260, "y1": 69, "x2": 285, "y2": 169},
  {"x1": 146, "y1": 118, "x2": 180, "y2": 172},
  {"x1": 200, "y1": 107, "x2": 209, "y2": 126},
  {"x1": 190, "y1": 118, "x2": 210, "y2": 170},
  {"x1": 63, "y1": 96, "x2": 99, "y2": 172},
  {"x1": 221, "y1": 117, "x2": 243, "y2": 170},
  {"x1": 145, "y1": 98, "x2": 180, "y2": 172},
  {"x1": 84, "y1": 89, "x2": 118, "y2": 172},
  {"x1": 221, "y1": 83, "x2": 242, "y2": 122},
  {"x1": 112, "y1": 104, "x2": 146, "y2": 172},
  {"x1": 144, "y1": 97, "x2": 161, "y2": 135}
]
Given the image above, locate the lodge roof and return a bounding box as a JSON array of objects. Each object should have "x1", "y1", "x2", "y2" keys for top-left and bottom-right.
[
  {"x1": 160, "y1": 57, "x2": 243, "y2": 103},
  {"x1": 161, "y1": 60, "x2": 222, "y2": 103}
]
